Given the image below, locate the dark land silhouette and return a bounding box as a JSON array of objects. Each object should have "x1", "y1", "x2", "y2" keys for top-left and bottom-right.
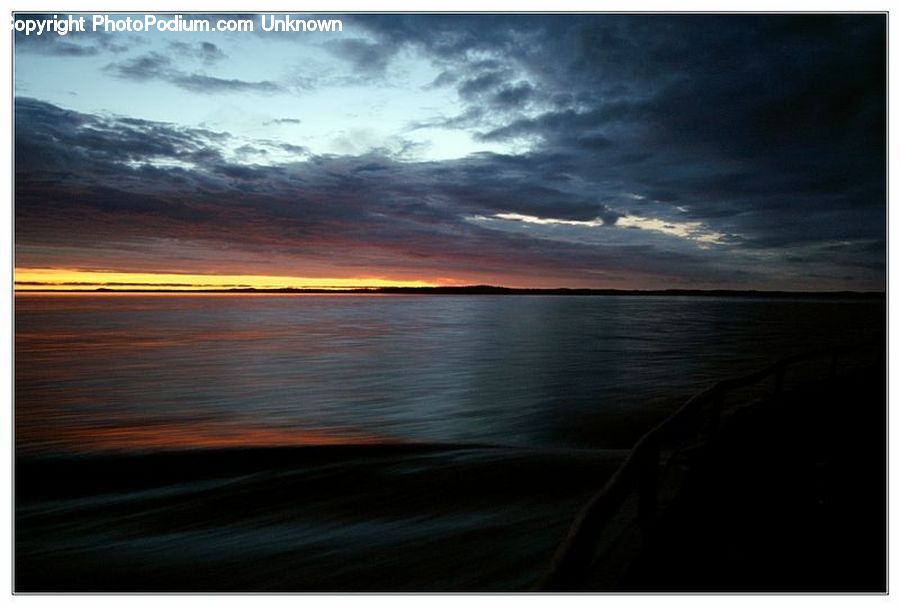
[{"x1": 15, "y1": 285, "x2": 887, "y2": 298}]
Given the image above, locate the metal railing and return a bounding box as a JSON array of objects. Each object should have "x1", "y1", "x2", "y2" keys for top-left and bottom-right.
[{"x1": 536, "y1": 341, "x2": 882, "y2": 591}]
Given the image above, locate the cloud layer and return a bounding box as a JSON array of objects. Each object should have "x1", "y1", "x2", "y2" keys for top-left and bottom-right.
[{"x1": 14, "y1": 14, "x2": 886, "y2": 289}]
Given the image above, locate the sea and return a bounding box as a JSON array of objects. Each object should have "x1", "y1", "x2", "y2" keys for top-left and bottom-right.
[
  {"x1": 15, "y1": 293, "x2": 884, "y2": 455},
  {"x1": 14, "y1": 293, "x2": 885, "y2": 591}
]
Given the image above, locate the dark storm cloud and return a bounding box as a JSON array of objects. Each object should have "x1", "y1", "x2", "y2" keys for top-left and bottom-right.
[
  {"x1": 276, "y1": 143, "x2": 309, "y2": 155},
  {"x1": 324, "y1": 38, "x2": 399, "y2": 77},
  {"x1": 169, "y1": 73, "x2": 283, "y2": 94},
  {"x1": 343, "y1": 14, "x2": 527, "y2": 60},
  {"x1": 105, "y1": 53, "x2": 284, "y2": 94},
  {"x1": 168, "y1": 41, "x2": 228, "y2": 65},
  {"x1": 15, "y1": 98, "x2": 228, "y2": 166},
  {"x1": 15, "y1": 97, "x2": 753, "y2": 286},
  {"x1": 407, "y1": 107, "x2": 486, "y2": 132},
  {"x1": 458, "y1": 71, "x2": 509, "y2": 98},
  {"x1": 361, "y1": 14, "x2": 885, "y2": 282},
  {"x1": 14, "y1": 14, "x2": 887, "y2": 289},
  {"x1": 427, "y1": 70, "x2": 458, "y2": 89},
  {"x1": 491, "y1": 83, "x2": 534, "y2": 109},
  {"x1": 105, "y1": 52, "x2": 172, "y2": 80},
  {"x1": 16, "y1": 38, "x2": 100, "y2": 57},
  {"x1": 264, "y1": 118, "x2": 303, "y2": 126}
]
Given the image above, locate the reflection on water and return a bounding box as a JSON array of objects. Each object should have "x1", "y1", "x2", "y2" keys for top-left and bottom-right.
[
  {"x1": 14, "y1": 293, "x2": 886, "y2": 591},
  {"x1": 15, "y1": 293, "x2": 884, "y2": 454}
]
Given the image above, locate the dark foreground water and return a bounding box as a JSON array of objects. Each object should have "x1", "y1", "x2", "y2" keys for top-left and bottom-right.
[{"x1": 14, "y1": 293, "x2": 885, "y2": 591}]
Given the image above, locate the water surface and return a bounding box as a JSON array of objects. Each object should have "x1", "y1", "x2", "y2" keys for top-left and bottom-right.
[{"x1": 15, "y1": 293, "x2": 884, "y2": 455}]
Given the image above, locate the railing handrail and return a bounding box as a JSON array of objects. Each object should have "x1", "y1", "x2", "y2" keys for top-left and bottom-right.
[{"x1": 536, "y1": 341, "x2": 881, "y2": 591}]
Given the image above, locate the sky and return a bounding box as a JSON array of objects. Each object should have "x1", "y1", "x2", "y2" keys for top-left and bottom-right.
[{"x1": 13, "y1": 13, "x2": 886, "y2": 290}]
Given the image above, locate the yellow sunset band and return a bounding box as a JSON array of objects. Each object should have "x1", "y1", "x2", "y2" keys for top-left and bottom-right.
[{"x1": 14, "y1": 268, "x2": 440, "y2": 291}]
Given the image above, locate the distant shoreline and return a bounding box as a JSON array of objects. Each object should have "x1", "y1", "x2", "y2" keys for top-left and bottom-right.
[{"x1": 13, "y1": 285, "x2": 886, "y2": 299}]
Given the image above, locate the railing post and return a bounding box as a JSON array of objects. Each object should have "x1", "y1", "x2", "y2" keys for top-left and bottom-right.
[{"x1": 538, "y1": 343, "x2": 873, "y2": 591}]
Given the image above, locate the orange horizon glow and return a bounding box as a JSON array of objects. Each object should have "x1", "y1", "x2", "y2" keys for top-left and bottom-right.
[
  {"x1": 17, "y1": 420, "x2": 398, "y2": 453},
  {"x1": 14, "y1": 267, "x2": 455, "y2": 291}
]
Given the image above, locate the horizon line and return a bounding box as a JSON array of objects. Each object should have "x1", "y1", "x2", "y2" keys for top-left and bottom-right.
[{"x1": 13, "y1": 285, "x2": 886, "y2": 297}]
